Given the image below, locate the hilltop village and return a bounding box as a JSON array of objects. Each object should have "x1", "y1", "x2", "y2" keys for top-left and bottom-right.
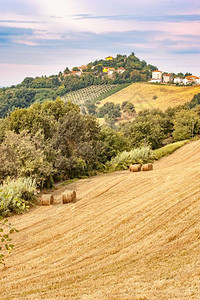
[
  {"x1": 62, "y1": 56, "x2": 125, "y2": 78},
  {"x1": 63, "y1": 54, "x2": 200, "y2": 86},
  {"x1": 150, "y1": 70, "x2": 200, "y2": 85}
]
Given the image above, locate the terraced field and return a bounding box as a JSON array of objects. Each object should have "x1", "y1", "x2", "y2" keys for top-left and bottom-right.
[
  {"x1": 100, "y1": 82, "x2": 200, "y2": 112},
  {"x1": 1, "y1": 140, "x2": 200, "y2": 299}
]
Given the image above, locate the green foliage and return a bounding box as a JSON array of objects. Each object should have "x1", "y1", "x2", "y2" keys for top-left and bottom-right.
[
  {"x1": 85, "y1": 100, "x2": 97, "y2": 115},
  {"x1": 99, "y1": 126, "x2": 129, "y2": 163},
  {"x1": 90, "y1": 52, "x2": 157, "y2": 83},
  {"x1": 188, "y1": 93, "x2": 200, "y2": 109},
  {"x1": 0, "y1": 98, "x2": 106, "y2": 186},
  {"x1": 98, "y1": 102, "x2": 121, "y2": 121},
  {"x1": 121, "y1": 101, "x2": 136, "y2": 115},
  {"x1": 72, "y1": 67, "x2": 80, "y2": 71},
  {"x1": 120, "y1": 109, "x2": 172, "y2": 149},
  {"x1": 173, "y1": 110, "x2": 200, "y2": 141},
  {"x1": 1, "y1": 84, "x2": 200, "y2": 192},
  {"x1": 0, "y1": 177, "x2": 37, "y2": 217},
  {"x1": 154, "y1": 140, "x2": 189, "y2": 160},
  {"x1": 106, "y1": 147, "x2": 155, "y2": 171},
  {"x1": 0, "y1": 131, "x2": 54, "y2": 187},
  {"x1": 0, "y1": 217, "x2": 18, "y2": 266}
]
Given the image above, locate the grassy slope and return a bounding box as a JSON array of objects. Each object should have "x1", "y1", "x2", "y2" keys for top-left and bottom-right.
[
  {"x1": 1, "y1": 140, "x2": 200, "y2": 299},
  {"x1": 99, "y1": 82, "x2": 200, "y2": 112}
]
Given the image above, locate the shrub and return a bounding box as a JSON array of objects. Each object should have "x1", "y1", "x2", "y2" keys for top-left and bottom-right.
[
  {"x1": 106, "y1": 146, "x2": 155, "y2": 171},
  {"x1": 0, "y1": 217, "x2": 18, "y2": 266},
  {"x1": 154, "y1": 140, "x2": 189, "y2": 160},
  {"x1": 0, "y1": 177, "x2": 37, "y2": 217}
]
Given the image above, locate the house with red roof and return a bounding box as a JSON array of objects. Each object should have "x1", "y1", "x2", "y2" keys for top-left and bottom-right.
[
  {"x1": 163, "y1": 73, "x2": 173, "y2": 83},
  {"x1": 149, "y1": 70, "x2": 163, "y2": 83},
  {"x1": 183, "y1": 75, "x2": 200, "y2": 85}
]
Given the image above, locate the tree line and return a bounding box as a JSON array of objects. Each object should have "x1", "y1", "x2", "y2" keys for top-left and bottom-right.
[{"x1": 0, "y1": 93, "x2": 200, "y2": 189}]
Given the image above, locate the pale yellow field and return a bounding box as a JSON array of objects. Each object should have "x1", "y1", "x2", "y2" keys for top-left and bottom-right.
[
  {"x1": 99, "y1": 83, "x2": 200, "y2": 112},
  {"x1": 1, "y1": 140, "x2": 200, "y2": 299}
]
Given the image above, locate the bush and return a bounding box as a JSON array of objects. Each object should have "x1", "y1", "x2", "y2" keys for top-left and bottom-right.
[
  {"x1": 154, "y1": 140, "x2": 189, "y2": 160},
  {"x1": 0, "y1": 177, "x2": 37, "y2": 217},
  {"x1": 106, "y1": 146, "x2": 155, "y2": 171},
  {"x1": 0, "y1": 217, "x2": 18, "y2": 266}
]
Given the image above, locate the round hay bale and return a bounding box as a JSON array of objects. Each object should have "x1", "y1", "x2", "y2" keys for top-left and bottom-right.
[
  {"x1": 129, "y1": 164, "x2": 141, "y2": 172},
  {"x1": 141, "y1": 164, "x2": 149, "y2": 171},
  {"x1": 141, "y1": 163, "x2": 153, "y2": 171},
  {"x1": 148, "y1": 163, "x2": 153, "y2": 170},
  {"x1": 41, "y1": 194, "x2": 54, "y2": 206},
  {"x1": 62, "y1": 190, "x2": 76, "y2": 204},
  {"x1": 71, "y1": 191, "x2": 77, "y2": 203}
]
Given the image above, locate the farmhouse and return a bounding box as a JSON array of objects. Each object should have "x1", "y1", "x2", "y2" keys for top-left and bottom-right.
[
  {"x1": 163, "y1": 73, "x2": 173, "y2": 83},
  {"x1": 150, "y1": 70, "x2": 163, "y2": 83},
  {"x1": 183, "y1": 76, "x2": 200, "y2": 85},
  {"x1": 174, "y1": 77, "x2": 183, "y2": 84}
]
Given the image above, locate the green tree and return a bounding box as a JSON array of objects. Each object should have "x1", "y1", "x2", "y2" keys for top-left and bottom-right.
[
  {"x1": 0, "y1": 131, "x2": 54, "y2": 187},
  {"x1": 99, "y1": 126, "x2": 129, "y2": 162},
  {"x1": 122, "y1": 101, "x2": 136, "y2": 115},
  {"x1": 85, "y1": 100, "x2": 97, "y2": 115},
  {"x1": 120, "y1": 110, "x2": 169, "y2": 149},
  {"x1": 173, "y1": 110, "x2": 200, "y2": 141},
  {"x1": 98, "y1": 102, "x2": 121, "y2": 119}
]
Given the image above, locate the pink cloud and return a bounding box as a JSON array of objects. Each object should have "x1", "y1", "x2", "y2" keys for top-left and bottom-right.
[{"x1": 16, "y1": 40, "x2": 38, "y2": 46}]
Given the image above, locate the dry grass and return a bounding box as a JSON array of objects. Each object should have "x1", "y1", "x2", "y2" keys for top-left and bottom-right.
[
  {"x1": 99, "y1": 82, "x2": 200, "y2": 112},
  {"x1": 1, "y1": 140, "x2": 200, "y2": 299}
]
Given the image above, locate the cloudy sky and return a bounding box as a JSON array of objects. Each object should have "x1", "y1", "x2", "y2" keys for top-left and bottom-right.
[{"x1": 1, "y1": 0, "x2": 200, "y2": 86}]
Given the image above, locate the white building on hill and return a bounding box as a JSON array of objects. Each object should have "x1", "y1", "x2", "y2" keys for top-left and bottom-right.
[
  {"x1": 183, "y1": 76, "x2": 200, "y2": 85},
  {"x1": 149, "y1": 70, "x2": 163, "y2": 83},
  {"x1": 163, "y1": 73, "x2": 173, "y2": 83},
  {"x1": 174, "y1": 77, "x2": 183, "y2": 84}
]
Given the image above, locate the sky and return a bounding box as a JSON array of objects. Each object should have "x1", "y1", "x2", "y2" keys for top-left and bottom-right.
[{"x1": 0, "y1": 0, "x2": 200, "y2": 86}]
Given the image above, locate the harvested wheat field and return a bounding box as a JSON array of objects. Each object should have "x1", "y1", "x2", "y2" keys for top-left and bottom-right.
[
  {"x1": 1, "y1": 140, "x2": 200, "y2": 299},
  {"x1": 99, "y1": 82, "x2": 200, "y2": 112}
]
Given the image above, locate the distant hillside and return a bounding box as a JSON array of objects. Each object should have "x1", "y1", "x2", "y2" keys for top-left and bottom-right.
[
  {"x1": 99, "y1": 82, "x2": 200, "y2": 112},
  {"x1": 0, "y1": 53, "x2": 157, "y2": 118}
]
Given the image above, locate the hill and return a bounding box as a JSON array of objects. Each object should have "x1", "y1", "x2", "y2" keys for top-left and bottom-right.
[
  {"x1": 1, "y1": 140, "x2": 200, "y2": 299},
  {"x1": 0, "y1": 53, "x2": 157, "y2": 118},
  {"x1": 99, "y1": 82, "x2": 200, "y2": 112}
]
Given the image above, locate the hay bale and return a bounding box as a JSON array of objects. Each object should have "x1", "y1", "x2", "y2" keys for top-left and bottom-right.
[
  {"x1": 62, "y1": 190, "x2": 76, "y2": 204},
  {"x1": 129, "y1": 164, "x2": 141, "y2": 172},
  {"x1": 41, "y1": 194, "x2": 54, "y2": 206},
  {"x1": 148, "y1": 163, "x2": 153, "y2": 170},
  {"x1": 141, "y1": 163, "x2": 153, "y2": 171}
]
